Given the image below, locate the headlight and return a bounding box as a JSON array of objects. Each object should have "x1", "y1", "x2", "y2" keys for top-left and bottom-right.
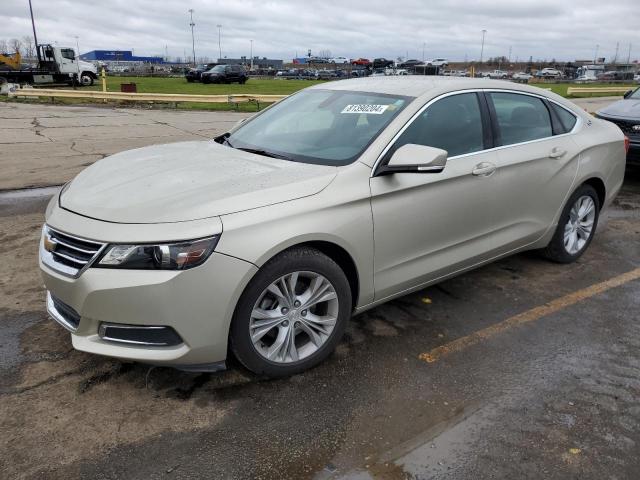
[{"x1": 96, "y1": 236, "x2": 219, "y2": 270}]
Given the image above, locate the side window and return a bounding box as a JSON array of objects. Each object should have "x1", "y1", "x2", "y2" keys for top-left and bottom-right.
[
  {"x1": 389, "y1": 93, "x2": 485, "y2": 158},
  {"x1": 550, "y1": 103, "x2": 577, "y2": 133},
  {"x1": 488, "y1": 92, "x2": 553, "y2": 146},
  {"x1": 60, "y1": 48, "x2": 75, "y2": 61}
]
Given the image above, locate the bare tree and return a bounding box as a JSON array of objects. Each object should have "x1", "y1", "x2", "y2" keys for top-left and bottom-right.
[
  {"x1": 0, "y1": 39, "x2": 8, "y2": 53},
  {"x1": 22, "y1": 36, "x2": 35, "y2": 58},
  {"x1": 318, "y1": 49, "x2": 332, "y2": 59},
  {"x1": 9, "y1": 38, "x2": 23, "y2": 55}
]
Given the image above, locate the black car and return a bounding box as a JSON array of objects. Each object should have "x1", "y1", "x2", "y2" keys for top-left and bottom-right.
[
  {"x1": 185, "y1": 64, "x2": 215, "y2": 82},
  {"x1": 201, "y1": 65, "x2": 248, "y2": 84},
  {"x1": 596, "y1": 87, "x2": 640, "y2": 165},
  {"x1": 373, "y1": 58, "x2": 394, "y2": 69},
  {"x1": 397, "y1": 59, "x2": 424, "y2": 69}
]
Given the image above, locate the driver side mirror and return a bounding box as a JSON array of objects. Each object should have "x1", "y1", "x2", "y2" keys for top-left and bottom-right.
[
  {"x1": 377, "y1": 144, "x2": 448, "y2": 176},
  {"x1": 623, "y1": 90, "x2": 634, "y2": 99}
]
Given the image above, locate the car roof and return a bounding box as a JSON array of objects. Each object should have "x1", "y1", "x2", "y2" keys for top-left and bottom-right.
[{"x1": 308, "y1": 76, "x2": 558, "y2": 98}]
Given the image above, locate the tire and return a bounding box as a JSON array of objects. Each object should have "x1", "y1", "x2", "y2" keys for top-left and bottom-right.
[
  {"x1": 230, "y1": 247, "x2": 352, "y2": 377},
  {"x1": 80, "y1": 73, "x2": 94, "y2": 86},
  {"x1": 541, "y1": 184, "x2": 600, "y2": 263}
]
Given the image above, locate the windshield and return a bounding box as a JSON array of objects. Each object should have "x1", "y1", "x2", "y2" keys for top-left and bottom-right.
[
  {"x1": 208, "y1": 65, "x2": 226, "y2": 73},
  {"x1": 226, "y1": 89, "x2": 411, "y2": 165}
]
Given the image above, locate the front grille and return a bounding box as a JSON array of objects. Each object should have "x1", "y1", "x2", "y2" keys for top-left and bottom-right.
[{"x1": 41, "y1": 225, "x2": 106, "y2": 277}]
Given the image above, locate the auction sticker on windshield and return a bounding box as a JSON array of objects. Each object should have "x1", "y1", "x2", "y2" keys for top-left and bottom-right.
[{"x1": 341, "y1": 104, "x2": 389, "y2": 114}]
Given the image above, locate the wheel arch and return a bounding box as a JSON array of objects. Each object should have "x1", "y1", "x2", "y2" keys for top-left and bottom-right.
[
  {"x1": 251, "y1": 238, "x2": 361, "y2": 310},
  {"x1": 582, "y1": 176, "x2": 606, "y2": 207}
]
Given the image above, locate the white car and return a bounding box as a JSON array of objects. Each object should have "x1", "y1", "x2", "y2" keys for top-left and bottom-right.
[
  {"x1": 484, "y1": 70, "x2": 508, "y2": 79},
  {"x1": 40, "y1": 78, "x2": 626, "y2": 377},
  {"x1": 512, "y1": 72, "x2": 533, "y2": 81},
  {"x1": 330, "y1": 56, "x2": 350, "y2": 64},
  {"x1": 538, "y1": 68, "x2": 562, "y2": 78},
  {"x1": 427, "y1": 58, "x2": 448, "y2": 67}
]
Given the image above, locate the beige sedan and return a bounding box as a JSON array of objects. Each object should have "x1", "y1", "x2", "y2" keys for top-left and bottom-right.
[{"x1": 40, "y1": 77, "x2": 627, "y2": 377}]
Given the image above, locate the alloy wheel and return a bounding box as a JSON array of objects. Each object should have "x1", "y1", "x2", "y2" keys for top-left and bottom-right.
[
  {"x1": 563, "y1": 195, "x2": 596, "y2": 255},
  {"x1": 249, "y1": 271, "x2": 339, "y2": 364}
]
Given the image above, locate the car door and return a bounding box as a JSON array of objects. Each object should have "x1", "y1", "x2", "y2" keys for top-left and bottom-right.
[
  {"x1": 484, "y1": 91, "x2": 581, "y2": 251},
  {"x1": 370, "y1": 92, "x2": 503, "y2": 301}
]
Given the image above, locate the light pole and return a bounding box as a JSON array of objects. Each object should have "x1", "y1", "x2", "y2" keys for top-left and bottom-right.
[
  {"x1": 74, "y1": 35, "x2": 80, "y2": 83},
  {"x1": 28, "y1": 0, "x2": 41, "y2": 63},
  {"x1": 188, "y1": 9, "x2": 196, "y2": 65},
  {"x1": 480, "y1": 29, "x2": 487, "y2": 64},
  {"x1": 593, "y1": 44, "x2": 599, "y2": 64},
  {"x1": 217, "y1": 24, "x2": 222, "y2": 60},
  {"x1": 250, "y1": 39, "x2": 253, "y2": 71},
  {"x1": 422, "y1": 42, "x2": 425, "y2": 62}
]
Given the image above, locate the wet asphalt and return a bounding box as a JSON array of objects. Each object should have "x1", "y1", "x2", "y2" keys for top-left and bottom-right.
[{"x1": 1, "y1": 102, "x2": 639, "y2": 479}]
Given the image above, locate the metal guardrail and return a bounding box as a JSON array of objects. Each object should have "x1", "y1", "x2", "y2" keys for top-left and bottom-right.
[
  {"x1": 566, "y1": 86, "x2": 632, "y2": 96},
  {"x1": 8, "y1": 88, "x2": 287, "y2": 105}
]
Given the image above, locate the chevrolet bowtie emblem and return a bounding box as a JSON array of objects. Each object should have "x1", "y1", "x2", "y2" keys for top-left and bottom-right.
[{"x1": 43, "y1": 234, "x2": 58, "y2": 252}]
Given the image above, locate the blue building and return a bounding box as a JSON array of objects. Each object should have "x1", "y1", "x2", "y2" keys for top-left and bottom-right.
[{"x1": 80, "y1": 50, "x2": 164, "y2": 64}]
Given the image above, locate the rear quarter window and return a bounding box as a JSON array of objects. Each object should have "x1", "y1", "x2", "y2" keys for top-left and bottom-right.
[
  {"x1": 551, "y1": 103, "x2": 578, "y2": 133},
  {"x1": 489, "y1": 92, "x2": 553, "y2": 146}
]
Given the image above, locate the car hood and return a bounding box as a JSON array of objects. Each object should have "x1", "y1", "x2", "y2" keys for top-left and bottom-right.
[
  {"x1": 598, "y1": 99, "x2": 640, "y2": 119},
  {"x1": 60, "y1": 141, "x2": 337, "y2": 224}
]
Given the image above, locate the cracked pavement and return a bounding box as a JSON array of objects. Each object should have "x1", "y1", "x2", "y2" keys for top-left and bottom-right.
[
  {"x1": 0, "y1": 102, "x2": 251, "y2": 191},
  {"x1": 1, "y1": 100, "x2": 640, "y2": 479}
]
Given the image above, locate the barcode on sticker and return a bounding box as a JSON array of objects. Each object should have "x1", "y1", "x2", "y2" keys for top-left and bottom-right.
[{"x1": 341, "y1": 104, "x2": 389, "y2": 114}]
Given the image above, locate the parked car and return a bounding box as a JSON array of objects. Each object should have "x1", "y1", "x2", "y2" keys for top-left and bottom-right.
[
  {"x1": 397, "y1": 59, "x2": 423, "y2": 68},
  {"x1": 373, "y1": 58, "x2": 394, "y2": 69},
  {"x1": 351, "y1": 58, "x2": 371, "y2": 66},
  {"x1": 426, "y1": 58, "x2": 448, "y2": 67},
  {"x1": 201, "y1": 64, "x2": 247, "y2": 84},
  {"x1": 595, "y1": 87, "x2": 640, "y2": 165},
  {"x1": 596, "y1": 71, "x2": 635, "y2": 81},
  {"x1": 330, "y1": 56, "x2": 350, "y2": 64},
  {"x1": 484, "y1": 70, "x2": 508, "y2": 79},
  {"x1": 309, "y1": 57, "x2": 330, "y2": 64},
  {"x1": 185, "y1": 64, "x2": 215, "y2": 82},
  {"x1": 40, "y1": 77, "x2": 626, "y2": 377},
  {"x1": 512, "y1": 72, "x2": 533, "y2": 82},
  {"x1": 536, "y1": 68, "x2": 562, "y2": 79},
  {"x1": 316, "y1": 69, "x2": 338, "y2": 80}
]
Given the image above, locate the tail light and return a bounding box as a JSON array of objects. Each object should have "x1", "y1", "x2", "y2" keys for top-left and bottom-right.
[{"x1": 624, "y1": 136, "x2": 630, "y2": 154}]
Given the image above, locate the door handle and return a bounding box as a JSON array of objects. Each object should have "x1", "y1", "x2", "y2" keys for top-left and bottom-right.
[
  {"x1": 548, "y1": 147, "x2": 567, "y2": 159},
  {"x1": 472, "y1": 162, "x2": 497, "y2": 177}
]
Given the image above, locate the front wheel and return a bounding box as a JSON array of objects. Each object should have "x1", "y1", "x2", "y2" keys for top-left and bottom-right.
[
  {"x1": 541, "y1": 184, "x2": 600, "y2": 263},
  {"x1": 230, "y1": 247, "x2": 352, "y2": 377},
  {"x1": 80, "y1": 73, "x2": 94, "y2": 86}
]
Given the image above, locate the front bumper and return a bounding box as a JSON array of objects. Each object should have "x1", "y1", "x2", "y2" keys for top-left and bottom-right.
[{"x1": 40, "y1": 245, "x2": 257, "y2": 369}]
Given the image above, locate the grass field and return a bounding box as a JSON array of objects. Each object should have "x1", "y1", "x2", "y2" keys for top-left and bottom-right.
[{"x1": 3, "y1": 76, "x2": 636, "y2": 110}]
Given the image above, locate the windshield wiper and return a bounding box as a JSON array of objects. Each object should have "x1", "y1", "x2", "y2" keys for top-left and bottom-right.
[{"x1": 235, "y1": 147, "x2": 294, "y2": 161}]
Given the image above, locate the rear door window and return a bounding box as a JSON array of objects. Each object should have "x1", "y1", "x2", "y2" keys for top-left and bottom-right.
[{"x1": 488, "y1": 92, "x2": 553, "y2": 146}]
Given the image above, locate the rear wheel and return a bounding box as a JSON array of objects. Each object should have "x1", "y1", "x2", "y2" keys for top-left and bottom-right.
[
  {"x1": 541, "y1": 184, "x2": 600, "y2": 263},
  {"x1": 230, "y1": 247, "x2": 351, "y2": 377}
]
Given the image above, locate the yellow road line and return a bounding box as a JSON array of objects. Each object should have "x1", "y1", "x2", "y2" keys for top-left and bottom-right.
[{"x1": 419, "y1": 267, "x2": 640, "y2": 364}]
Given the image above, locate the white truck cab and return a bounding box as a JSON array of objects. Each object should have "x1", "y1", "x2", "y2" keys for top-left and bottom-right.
[{"x1": 40, "y1": 45, "x2": 98, "y2": 85}]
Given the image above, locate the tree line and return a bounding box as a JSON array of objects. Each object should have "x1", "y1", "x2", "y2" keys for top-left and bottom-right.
[{"x1": 0, "y1": 36, "x2": 36, "y2": 58}]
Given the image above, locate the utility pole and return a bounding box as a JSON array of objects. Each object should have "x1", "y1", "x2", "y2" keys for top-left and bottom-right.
[
  {"x1": 480, "y1": 29, "x2": 487, "y2": 64},
  {"x1": 422, "y1": 42, "x2": 426, "y2": 62},
  {"x1": 508, "y1": 45, "x2": 512, "y2": 63},
  {"x1": 626, "y1": 43, "x2": 632, "y2": 70},
  {"x1": 250, "y1": 39, "x2": 253, "y2": 71},
  {"x1": 594, "y1": 44, "x2": 599, "y2": 65},
  {"x1": 28, "y1": 0, "x2": 41, "y2": 63},
  {"x1": 188, "y1": 9, "x2": 196, "y2": 65},
  {"x1": 613, "y1": 41, "x2": 619, "y2": 65},
  {"x1": 217, "y1": 25, "x2": 222, "y2": 60}
]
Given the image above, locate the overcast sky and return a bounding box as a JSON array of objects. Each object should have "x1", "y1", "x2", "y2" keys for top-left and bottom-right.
[{"x1": 2, "y1": 0, "x2": 638, "y2": 63}]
